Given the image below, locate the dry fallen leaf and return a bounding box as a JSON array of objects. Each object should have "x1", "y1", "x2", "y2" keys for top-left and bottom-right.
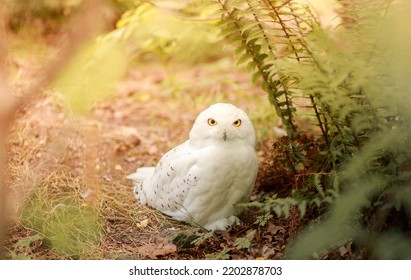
[
  {"x1": 137, "y1": 236, "x2": 177, "y2": 259},
  {"x1": 98, "y1": 122, "x2": 141, "y2": 152},
  {"x1": 261, "y1": 245, "x2": 277, "y2": 259},
  {"x1": 339, "y1": 246, "x2": 348, "y2": 256},
  {"x1": 148, "y1": 145, "x2": 158, "y2": 155},
  {"x1": 137, "y1": 218, "x2": 149, "y2": 228},
  {"x1": 80, "y1": 189, "x2": 93, "y2": 199},
  {"x1": 267, "y1": 222, "x2": 284, "y2": 235},
  {"x1": 125, "y1": 155, "x2": 138, "y2": 163}
]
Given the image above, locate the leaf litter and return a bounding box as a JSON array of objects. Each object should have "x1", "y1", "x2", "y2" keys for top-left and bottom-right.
[{"x1": 5, "y1": 51, "x2": 302, "y2": 260}]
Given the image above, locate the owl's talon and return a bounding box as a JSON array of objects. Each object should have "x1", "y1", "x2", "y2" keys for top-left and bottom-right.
[{"x1": 204, "y1": 216, "x2": 240, "y2": 231}]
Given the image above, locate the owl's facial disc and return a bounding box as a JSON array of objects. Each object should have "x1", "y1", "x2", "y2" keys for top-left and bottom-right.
[{"x1": 189, "y1": 103, "x2": 256, "y2": 147}]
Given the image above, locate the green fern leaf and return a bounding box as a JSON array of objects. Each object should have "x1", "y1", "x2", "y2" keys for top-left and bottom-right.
[{"x1": 298, "y1": 200, "x2": 307, "y2": 218}]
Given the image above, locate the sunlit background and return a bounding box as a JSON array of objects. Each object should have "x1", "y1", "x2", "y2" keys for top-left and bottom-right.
[{"x1": 2, "y1": 0, "x2": 411, "y2": 260}]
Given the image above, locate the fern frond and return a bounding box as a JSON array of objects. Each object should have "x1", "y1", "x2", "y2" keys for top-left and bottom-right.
[{"x1": 215, "y1": 0, "x2": 325, "y2": 169}]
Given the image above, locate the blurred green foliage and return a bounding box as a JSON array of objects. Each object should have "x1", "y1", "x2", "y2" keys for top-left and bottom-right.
[
  {"x1": 4, "y1": 0, "x2": 225, "y2": 63},
  {"x1": 13, "y1": 0, "x2": 411, "y2": 260},
  {"x1": 9, "y1": 234, "x2": 43, "y2": 259},
  {"x1": 8, "y1": 0, "x2": 272, "y2": 260},
  {"x1": 108, "y1": 2, "x2": 224, "y2": 65},
  {"x1": 53, "y1": 1, "x2": 226, "y2": 114},
  {"x1": 285, "y1": 0, "x2": 411, "y2": 259},
  {"x1": 217, "y1": 0, "x2": 411, "y2": 259},
  {"x1": 55, "y1": 39, "x2": 127, "y2": 114},
  {"x1": 22, "y1": 190, "x2": 102, "y2": 258}
]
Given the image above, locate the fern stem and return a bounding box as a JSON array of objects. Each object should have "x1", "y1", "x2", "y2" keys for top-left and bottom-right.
[
  {"x1": 246, "y1": 0, "x2": 276, "y2": 58},
  {"x1": 285, "y1": 2, "x2": 330, "y2": 144},
  {"x1": 245, "y1": 0, "x2": 297, "y2": 136},
  {"x1": 285, "y1": 146, "x2": 297, "y2": 174},
  {"x1": 217, "y1": 0, "x2": 298, "y2": 133},
  {"x1": 310, "y1": 94, "x2": 329, "y2": 145},
  {"x1": 262, "y1": 0, "x2": 301, "y2": 62},
  {"x1": 260, "y1": 0, "x2": 330, "y2": 144},
  {"x1": 217, "y1": 0, "x2": 305, "y2": 171}
]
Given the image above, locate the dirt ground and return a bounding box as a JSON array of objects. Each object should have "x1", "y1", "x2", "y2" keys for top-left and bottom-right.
[{"x1": 4, "y1": 38, "x2": 306, "y2": 259}]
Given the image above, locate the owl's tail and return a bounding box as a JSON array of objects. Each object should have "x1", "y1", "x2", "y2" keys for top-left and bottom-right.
[
  {"x1": 126, "y1": 167, "x2": 155, "y2": 183},
  {"x1": 127, "y1": 167, "x2": 155, "y2": 205}
]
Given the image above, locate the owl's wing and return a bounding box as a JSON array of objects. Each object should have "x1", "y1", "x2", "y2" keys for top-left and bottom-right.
[{"x1": 137, "y1": 140, "x2": 199, "y2": 220}]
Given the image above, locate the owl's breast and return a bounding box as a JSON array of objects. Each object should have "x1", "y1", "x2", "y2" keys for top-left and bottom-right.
[
  {"x1": 195, "y1": 143, "x2": 257, "y2": 177},
  {"x1": 182, "y1": 143, "x2": 258, "y2": 224}
]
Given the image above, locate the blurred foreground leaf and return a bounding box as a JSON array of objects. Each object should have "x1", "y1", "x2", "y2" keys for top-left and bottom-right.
[
  {"x1": 55, "y1": 39, "x2": 127, "y2": 115},
  {"x1": 22, "y1": 194, "x2": 102, "y2": 258}
]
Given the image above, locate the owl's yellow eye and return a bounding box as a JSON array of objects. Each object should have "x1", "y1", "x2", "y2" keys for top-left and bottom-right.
[
  {"x1": 207, "y1": 118, "x2": 217, "y2": 126},
  {"x1": 233, "y1": 119, "x2": 242, "y2": 127}
]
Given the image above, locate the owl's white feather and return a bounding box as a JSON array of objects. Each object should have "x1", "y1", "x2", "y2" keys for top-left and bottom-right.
[{"x1": 127, "y1": 103, "x2": 258, "y2": 231}]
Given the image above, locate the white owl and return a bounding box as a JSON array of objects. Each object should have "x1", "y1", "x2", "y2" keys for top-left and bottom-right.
[{"x1": 127, "y1": 103, "x2": 258, "y2": 231}]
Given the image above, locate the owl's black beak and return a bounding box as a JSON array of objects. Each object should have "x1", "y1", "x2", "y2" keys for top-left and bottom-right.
[{"x1": 223, "y1": 132, "x2": 227, "y2": 141}]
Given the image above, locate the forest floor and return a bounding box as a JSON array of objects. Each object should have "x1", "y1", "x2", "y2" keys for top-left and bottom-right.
[
  {"x1": 5, "y1": 52, "x2": 300, "y2": 260},
  {"x1": 3, "y1": 31, "x2": 350, "y2": 260}
]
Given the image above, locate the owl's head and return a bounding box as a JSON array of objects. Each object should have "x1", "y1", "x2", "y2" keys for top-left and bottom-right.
[{"x1": 189, "y1": 103, "x2": 256, "y2": 147}]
